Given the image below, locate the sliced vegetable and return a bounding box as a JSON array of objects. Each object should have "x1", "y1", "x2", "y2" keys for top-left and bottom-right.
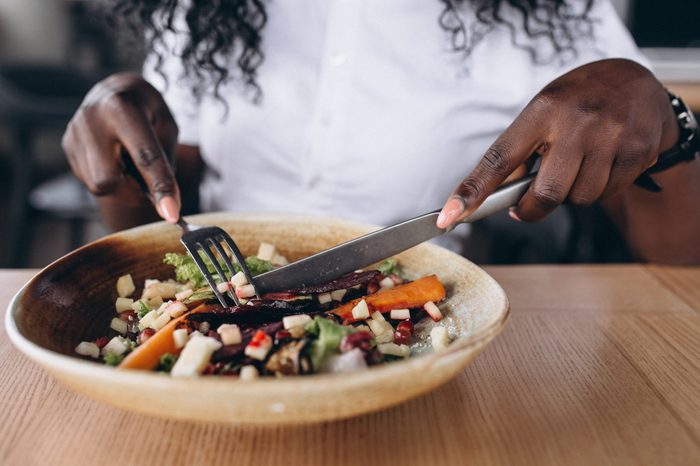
[
  {"x1": 305, "y1": 316, "x2": 356, "y2": 370},
  {"x1": 331, "y1": 275, "x2": 446, "y2": 323},
  {"x1": 118, "y1": 303, "x2": 217, "y2": 370}
]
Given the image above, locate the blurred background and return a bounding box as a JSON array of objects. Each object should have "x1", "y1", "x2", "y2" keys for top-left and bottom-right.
[{"x1": 0, "y1": 0, "x2": 697, "y2": 268}]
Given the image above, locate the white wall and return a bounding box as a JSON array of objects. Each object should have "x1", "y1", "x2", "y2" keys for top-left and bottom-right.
[{"x1": 0, "y1": 0, "x2": 69, "y2": 64}]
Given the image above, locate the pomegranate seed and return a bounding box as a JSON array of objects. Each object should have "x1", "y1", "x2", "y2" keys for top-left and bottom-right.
[
  {"x1": 139, "y1": 328, "x2": 156, "y2": 344},
  {"x1": 367, "y1": 282, "x2": 380, "y2": 294},
  {"x1": 207, "y1": 330, "x2": 221, "y2": 341},
  {"x1": 393, "y1": 328, "x2": 411, "y2": 345},
  {"x1": 94, "y1": 337, "x2": 109, "y2": 349},
  {"x1": 119, "y1": 310, "x2": 137, "y2": 321},
  {"x1": 202, "y1": 364, "x2": 216, "y2": 375},
  {"x1": 396, "y1": 320, "x2": 414, "y2": 336},
  {"x1": 340, "y1": 331, "x2": 373, "y2": 353},
  {"x1": 275, "y1": 330, "x2": 292, "y2": 343}
]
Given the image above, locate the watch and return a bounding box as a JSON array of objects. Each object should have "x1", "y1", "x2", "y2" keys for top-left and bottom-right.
[{"x1": 634, "y1": 90, "x2": 700, "y2": 192}]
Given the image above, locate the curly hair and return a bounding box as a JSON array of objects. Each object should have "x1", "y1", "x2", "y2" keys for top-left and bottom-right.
[{"x1": 114, "y1": 0, "x2": 596, "y2": 102}]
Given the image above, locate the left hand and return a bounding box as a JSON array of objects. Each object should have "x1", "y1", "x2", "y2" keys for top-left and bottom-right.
[{"x1": 436, "y1": 58, "x2": 680, "y2": 228}]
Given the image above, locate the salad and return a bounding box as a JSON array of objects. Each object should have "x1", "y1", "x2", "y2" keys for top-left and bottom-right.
[{"x1": 75, "y1": 243, "x2": 452, "y2": 379}]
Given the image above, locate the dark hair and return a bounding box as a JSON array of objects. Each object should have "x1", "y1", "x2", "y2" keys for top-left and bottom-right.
[{"x1": 114, "y1": 0, "x2": 596, "y2": 102}]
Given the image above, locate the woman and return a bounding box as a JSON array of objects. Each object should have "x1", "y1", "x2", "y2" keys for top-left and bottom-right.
[{"x1": 62, "y1": 0, "x2": 700, "y2": 263}]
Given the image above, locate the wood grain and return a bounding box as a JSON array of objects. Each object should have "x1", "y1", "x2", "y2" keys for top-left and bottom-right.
[{"x1": 2, "y1": 266, "x2": 700, "y2": 466}]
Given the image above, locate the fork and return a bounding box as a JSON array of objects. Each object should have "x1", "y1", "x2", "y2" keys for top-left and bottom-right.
[{"x1": 176, "y1": 217, "x2": 260, "y2": 307}]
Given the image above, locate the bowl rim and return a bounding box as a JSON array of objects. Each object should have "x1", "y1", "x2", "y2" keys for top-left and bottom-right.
[{"x1": 5, "y1": 212, "x2": 510, "y2": 393}]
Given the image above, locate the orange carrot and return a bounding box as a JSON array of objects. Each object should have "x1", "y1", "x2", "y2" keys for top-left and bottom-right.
[
  {"x1": 331, "y1": 275, "x2": 446, "y2": 323},
  {"x1": 119, "y1": 303, "x2": 217, "y2": 370}
]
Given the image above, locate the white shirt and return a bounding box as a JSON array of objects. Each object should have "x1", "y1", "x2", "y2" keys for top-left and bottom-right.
[{"x1": 144, "y1": 0, "x2": 647, "y2": 250}]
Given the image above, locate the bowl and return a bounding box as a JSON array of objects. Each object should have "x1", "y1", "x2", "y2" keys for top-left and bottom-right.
[{"x1": 6, "y1": 212, "x2": 509, "y2": 425}]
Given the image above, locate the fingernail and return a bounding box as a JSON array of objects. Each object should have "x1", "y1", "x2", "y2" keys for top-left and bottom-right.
[
  {"x1": 508, "y1": 207, "x2": 522, "y2": 222},
  {"x1": 437, "y1": 198, "x2": 465, "y2": 228},
  {"x1": 159, "y1": 196, "x2": 180, "y2": 223}
]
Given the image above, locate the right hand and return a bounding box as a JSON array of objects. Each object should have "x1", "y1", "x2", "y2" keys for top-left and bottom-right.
[{"x1": 62, "y1": 73, "x2": 181, "y2": 223}]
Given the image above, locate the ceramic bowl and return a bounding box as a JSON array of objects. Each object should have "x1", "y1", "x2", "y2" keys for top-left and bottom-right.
[{"x1": 6, "y1": 213, "x2": 509, "y2": 425}]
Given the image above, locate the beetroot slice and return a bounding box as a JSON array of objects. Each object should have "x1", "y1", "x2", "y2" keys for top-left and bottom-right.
[{"x1": 277, "y1": 270, "x2": 381, "y2": 295}]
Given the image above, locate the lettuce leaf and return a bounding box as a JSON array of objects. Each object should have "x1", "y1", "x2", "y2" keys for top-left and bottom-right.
[
  {"x1": 163, "y1": 252, "x2": 274, "y2": 287},
  {"x1": 377, "y1": 258, "x2": 401, "y2": 276},
  {"x1": 305, "y1": 316, "x2": 356, "y2": 370}
]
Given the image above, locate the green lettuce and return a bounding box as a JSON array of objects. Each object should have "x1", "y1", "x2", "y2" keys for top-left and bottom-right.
[
  {"x1": 163, "y1": 252, "x2": 275, "y2": 288},
  {"x1": 305, "y1": 316, "x2": 356, "y2": 370},
  {"x1": 377, "y1": 258, "x2": 402, "y2": 276}
]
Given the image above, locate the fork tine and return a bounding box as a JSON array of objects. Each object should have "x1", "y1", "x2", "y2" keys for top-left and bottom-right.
[
  {"x1": 218, "y1": 234, "x2": 260, "y2": 299},
  {"x1": 182, "y1": 241, "x2": 228, "y2": 308},
  {"x1": 200, "y1": 239, "x2": 240, "y2": 306},
  {"x1": 209, "y1": 239, "x2": 243, "y2": 303}
]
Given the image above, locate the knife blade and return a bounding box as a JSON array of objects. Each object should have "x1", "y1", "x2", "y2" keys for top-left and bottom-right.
[{"x1": 252, "y1": 175, "x2": 533, "y2": 294}]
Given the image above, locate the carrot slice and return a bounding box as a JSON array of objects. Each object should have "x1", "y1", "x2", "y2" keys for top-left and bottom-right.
[
  {"x1": 330, "y1": 275, "x2": 446, "y2": 323},
  {"x1": 118, "y1": 303, "x2": 217, "y2": 370}
]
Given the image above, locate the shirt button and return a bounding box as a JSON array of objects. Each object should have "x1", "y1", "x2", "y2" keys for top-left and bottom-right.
[{"x1": 329, "y1": 53, "x2": 347, "y2": 67}]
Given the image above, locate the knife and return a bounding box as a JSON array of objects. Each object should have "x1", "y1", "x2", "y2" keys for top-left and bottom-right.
[{"x1": 252, "y1": 174, "x2": 534, "y2": 294}]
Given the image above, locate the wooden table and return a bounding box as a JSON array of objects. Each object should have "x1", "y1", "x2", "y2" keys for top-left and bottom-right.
[{"x1": 1, "y1": 265, "x2": 699, "y2": 466}]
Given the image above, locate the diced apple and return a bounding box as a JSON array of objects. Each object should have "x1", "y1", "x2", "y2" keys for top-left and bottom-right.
[
  {"x1": 390, "y1": 308, "x2": 411, "y2": 320},
  {"x1": 317, "y1": 292, "x2": 333, "y2": 305},
  {"x1": 218, "y1": 324, "x2": 242, "y2": 345},
  {"x1": 150, "y1": 312, "x2": 171, "y2": 331},
  {"x1": 164, "y1": 300, "x2": 188, "y2": 318},
  {"x1": 144, "y1": 295, "x2": 163, "y2": 310},
  {"x1": 424, "y1": 301, "x2": 443, "y2": 322},
  {"x1": 143, "y1": 281, "x2": 180, "y2": 300},
  {"x1": 189, "y1": 330, "x2": 203, "y2": 340},
  {"x1": 230, "y1": 271, "x2": 248, "y2": 288},
  {"x1": 173, "y1": 328, "x2": 189, "y2": 349},
  {"x1": 175, "y1": 288, "x2": 194, "y2": 301},
  {"x1": 75, "y1": 341, "x2": 100, "y2": 358},
  {"x1": 239, "y1": 365, "x2": 259, "y2": 381},
  {"x1": 110, "y1": 317, "x2": 128, "y2": 335},
  {"x1": 138, "y1": 310, "x2": 159, "y2": 331},
  {"x1": 170, "y1": 336, "x2": 222, "y2": 377},
  {"x1": 244, "y1": 345, "x2": 270, "y2": 361},
  {"x1": 271, "y1": 253, "x2": 289, "y2": 266},
  {"x1": 375, "y1": 331, "x2": 394, "y2": 343},
  {"x1": 217, "y1": 282, "x2": 231, "y2": 294},
  {"x1": 236, "y1": 284, "x2": 256, "y2": 299},
  {"x1": 244, "y1": 332, "x2": 272, "y2": 361},
  {"x1": 199, "y1": 321, "x2": 210, "y2": 334},
  {"x1": 351, "y1": 299, "x2": 370, "y2": 320},
  {"x1": 367, "y1": 318, "x2": 392, "y2": 336},
  {"x1": 257, "y1": 242, "x2": 276, "y2": 261},
  {"x1": 330, "y1": 289, "x2": 347, "y2": 301},
  {"x1": 102, "y1": 336, "x2": 128, "y2": 357},
  {"x1": 131, "y1": 300, "x2": 148, "y2": 312},
  {"x1": 430, "y1": 326, "x2": 450, "y2": 351},
  {"x1": 116, "y1": 274, "x2": 136, "y2": 298},
  {"x1": 354, "y1": 324, "x2": 371, "y2": 333},
  {"x1": 379, "y1": 276, "x2": 395, "y2": 290},
  {"x1": 115, "y1": 297, "x2": 134, "y2": 313},
  {"x1": 289, "y1": 326, "x2": 306, "y2": 338},
  {"x1": 377, "y1": 342, "x2": 410, "y2": 357},
  {"x1": 371, "y1": 310, "x2": 386, "y2": 322},
  {"x1": 282, "y1": 314, "x2": 312, "y2": 330},
  {"x1": 144, "y1": 279, "x2": 160, "y2": 289}
]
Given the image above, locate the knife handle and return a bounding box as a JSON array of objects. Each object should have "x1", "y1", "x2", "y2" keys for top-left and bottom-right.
[{"x1": 457, "y1": 173, "x2": 535, "y2": 224}]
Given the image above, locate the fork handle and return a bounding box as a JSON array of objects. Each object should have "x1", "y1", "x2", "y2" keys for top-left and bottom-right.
[{"x1": 457, "y1": 174, "x2": 534, "y2": 224}]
